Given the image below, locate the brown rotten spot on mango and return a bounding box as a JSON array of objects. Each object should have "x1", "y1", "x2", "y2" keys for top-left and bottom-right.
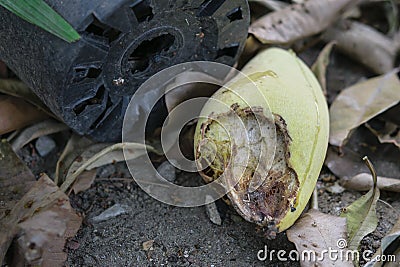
[{"x1": 196, "y1": 104, "x2": 299, "y2": 234}]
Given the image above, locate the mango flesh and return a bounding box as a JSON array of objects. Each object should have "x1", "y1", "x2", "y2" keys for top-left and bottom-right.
[{"x1": 194, "y1": 48, "x2": 329, "y2": 234}]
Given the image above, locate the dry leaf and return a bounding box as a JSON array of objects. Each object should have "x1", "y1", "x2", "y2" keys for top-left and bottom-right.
[
  {"x1": 287, "y1": 209, "x2": 351, "y2": 266},
  {"x1": 55, "y1": 134, "x2": 93, "y2": 185},
  {"x1": 71, "y1": 169, "x2": 97, "y2": 194},
  {"x1": 344, "y1": 173, "x2": 400, "y2": 193},
  {"x1": 311, "y1": 42, "x2": 336, "y2": 94},
  {"x1": 248, "y1": 0, "x2": 288, "y2": 11},
  {"x1": 10, "y1": 119, "x2": 69, "y2": 151},
  {"x1": 341, "y1": 158, "x2": 380, "y2": 256},
  {"x1": 366, "y1": 120, "x2": 400, "y2": 148},
  {"x1": 326, "y1": 126, "x2": 400, "y2": 181},
  {"x1": 0, "y1": 140, "x2": 35, "y2": 220},
  {"x1": 323, "y1": 20, "x2": 398, "y2": 74},
  {"x1": 0, "y1": 174, "x2": 82, "y2": 266},
  {"x1": 249, "y1": 0, "x2": 358, "y2": 44},
  {"x1": 329, "y1": 71, "x2": 400, "y2": 147},
  {"x1": 60, "y1": 143, "x2": 158, "y2": 192},
  {"x1": 0, "y1": 95, "x2": 48, "y2": 135},
  {"x1": 365, "y1": 217, "x2": 400, "y2": 267}
]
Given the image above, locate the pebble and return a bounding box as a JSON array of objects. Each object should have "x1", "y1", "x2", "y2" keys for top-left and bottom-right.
[
  {"x1": 205, "y1": 195, "x2": 222, "y2": 226},
  {"x1": 35, "y1": 136, "x2": 56, "y2": 157},
  {"x1": 90, "y1": 204, "x2": 129, "y2": 223},
  {"x1": 157, "y1": 161, "x2": 176, "y2": 182}
]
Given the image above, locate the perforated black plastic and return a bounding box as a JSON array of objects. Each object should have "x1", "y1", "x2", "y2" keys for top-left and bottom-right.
[{"x1": 0, "y1": 0, "x2": 250, "y2": 141}]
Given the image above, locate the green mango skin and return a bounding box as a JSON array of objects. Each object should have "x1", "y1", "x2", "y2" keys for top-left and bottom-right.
[{"x1": 195, "y1": 48, "x2": 329, "y2": 232}]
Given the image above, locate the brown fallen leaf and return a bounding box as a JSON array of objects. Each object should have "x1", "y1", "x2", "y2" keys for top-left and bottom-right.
[
  {"x1": 0, "y1": 174, "x2": 82, "y2": 266},
  {"x1": 0, "y1": 140, "x2": 35, "y2": 220},
  {"x1": 365, "y1": 217, "x2": 400, "y2": 267},
  {"x1": 10, "y1": 119, "x2": 69, "y2": 151},
  {"x1": 249, "y1": 0, "x2": 359, "y2": 44},
  {"x1": 341, "y1": 157, "x2": 380, "y2": 263},
  {"x1": 287, "y1": 209, "x2": 351, "y2": 266},
  {"x1": 326, "y1": 126, "x2": 400, "y2": 181},
  {"x1": 0, "y1": 79, "x2": 53, "y2": 117},
  {"x1": 323, "y1": 20, "x2": 398, "y2": 74},
  {"x1": 366, "y1": 120, "x2": 400, "y2": 148},
  {"x1": 55, "y1": 134, "x2": 93, "y2": 185},
  {"x1": 71, "y1": 169, "x2": 97, "y2": 194},
  {"x1": 311, "y1": 42, "x2": 336, "y2": 95},
  {"x1": 329, "y1": 71, "x2": 400, "y2": 147},
  {"x1": 344, "y1": 173, "x2": 400, "y2": 193},
  {"x1": 0, "y1": 95, "x2": 48, "y2": 135}
]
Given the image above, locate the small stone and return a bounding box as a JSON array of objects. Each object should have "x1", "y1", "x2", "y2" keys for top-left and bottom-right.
[
  {"x1": 90, "y1": 204, "x2": 128, "y2": 223},
  {"x1": 326, "y1": 182, "x2": 345, "y2": 194},
  {"x1": 142, "y1": 240, "x2": 154, "y2": 251},
  {"x1": 157, "y1": 161, "x2": 176, "y2": 182},
  {"x1": 205, "y1": 196, "x2": 222, "y2": 226},
  {"x1": 35, "y1": 136, "x2": 56, "y2": 157}
]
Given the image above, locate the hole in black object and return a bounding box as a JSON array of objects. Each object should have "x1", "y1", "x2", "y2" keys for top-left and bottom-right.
[
  {"x1": 90, "y1": 96, "x2": 114, "y2": 129},
  {"x1": 73, "y1": 67, "x2": 101, "y2": 83},
  {"x1": 73, "y1": 85, "x2": 106, "y2": 115},
  {"x1": 226, "y1": 7, "x2": 243, "y2": 22},
  {"x1": 85, "y1": 17, "x2": 107, "y2": 37},
  {"x1": 132, "y1": 0, "x2": 154, "y2": 23},
  {"x1": 197, "y1": 0, "x2": 226, "y2": 17},
  {"x1": 128, "y1": 34, "x2": 176, "y2": 74},
  {"x1": 216, "y1": 43, "x2": 240, "y2": 59},
  {"x1": 104, "y1": 28, "x2": 122, "y2": 43}
]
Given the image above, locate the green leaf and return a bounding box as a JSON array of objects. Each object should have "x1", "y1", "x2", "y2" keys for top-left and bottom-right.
[
  {"x1": 0, "y1": 0, "x2": 80, "y2": 43},
  {"x1": 341, "y1": 157, "x2": 380, "y2": 265}
]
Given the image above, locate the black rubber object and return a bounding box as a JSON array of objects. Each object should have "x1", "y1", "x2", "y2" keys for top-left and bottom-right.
[{"x1": 0, "y1": 0, "x2": 250, "y2": 141}]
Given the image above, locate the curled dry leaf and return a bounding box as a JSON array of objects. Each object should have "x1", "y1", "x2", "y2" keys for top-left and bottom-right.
[
  {"x1": 326, "y1": 126, "x2": 400, "y2": 181},
  {"x1": 329, "y1": 71, "x2": 400, "y2": 147},
  {"x1": 344, "y1": 173, "x2": 400, "y2": 193},
  {"x1": 287, "y1": 209, "x2": 351, "y2": 267},
  {"x1": 0, "y1": 79, "x2": 52, "y2": 116},
  {"x1": 311, "y1": 42, "x2": 336, "y2": 95},
  {"x1": 340, "y1": 158, "x2": 380, "y2": 255},
  {"x1": 365, "y1": 217, "x2": 400, "y2": 267},
  {"x1": 60, "y1": 142, "x2": 158, "y2": 192},
  {"x1": 0, "y1": 95, "x2": 48, "y2": 135},
  {"x1": 366, "y1": 120, "x2": 400, "y2": 148},
  {"x1": 10, "y1": 119, "x2": 68, "y2": 151},
  {"x1": 248, "y1": 0, "x2": 288, "y2": 11},
  {"x1": 55, "y1": 134, "x2": 93, "y2": 185},
  {"x1": 0, "y1": 174, "x2": 81, "y2": 266},
  {"x1": 0, "y1": 140, "x2": 35, "y2": 220},
  {"x1": 249, "y1": 0, "x2": 358, "y2": 44},
  {"x1": 323, "y1": 20, "x2": 398, "y2": 74}
]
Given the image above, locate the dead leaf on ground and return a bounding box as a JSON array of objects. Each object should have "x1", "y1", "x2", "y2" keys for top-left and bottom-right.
[
  {"x1": 0, "y1": 95, "x2": 48, "y2": 135},
  {"x1": 71, "y1": 169, "x2": 97, "y2": 194},
  {"x1": 60, "y1": 142, "x2": 158, "y2": 192},
  {"x1": 0, "y1": 140, "x2": 35, "y2": 220},
  {"x1": 365, "y1": 217, "x2": 400, "y2": 267},
  {"x1": 326, "y1": 126, "x2": 400, "y2": 181},
  {"x1": 329, "y1": 71, "x2": 400, "y2": 147},
  {"x1": 287, "y1": 209, "x2": 351, "y2": 266},
  {"x1": 344, "y1": 173, "x2": 400, "y2": 193},
  {"x1": 10, "y1": 119, "x2": 69, "y2": 151},
  {"x1": 366, "y1": 120, "x2": 400, "y2": 148},
  {"x1": 0, "y1": 174, "x2": 82, "y2": 266},
  {"x1": 311, "y1": 41, "x2": 336, "y2": 94},
  {"x1": 0, "y1": 79, "x2": 52, "y2": 116},
  {"x1": 248, "y1": 0, "x2": 288, "y2": 11},
  {"x1": 340, "y1": 158, "x2": 380, "y2": 259},
  {"x1": 249, "y1": 0, "x2": 358, "y2": 44},
  {"x1": 55, "y1": 134, "x2": 93, "y2": 185},
  {"x1": 323, "y1": 20, "x2": 398, "y2": 74}
]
